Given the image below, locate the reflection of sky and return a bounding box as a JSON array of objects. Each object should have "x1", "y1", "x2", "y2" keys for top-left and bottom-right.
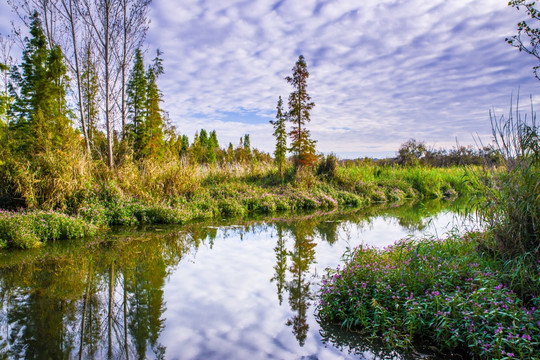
[{"x1": 161, "y1": 211, "x2": 476, "y2": 359}]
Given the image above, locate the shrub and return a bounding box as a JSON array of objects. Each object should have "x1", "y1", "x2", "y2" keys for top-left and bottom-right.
[
  {"x1": 0, "y1": 210, "x2": 97, "y2": 249},
  {"x1": 317, "y1": 154, "x2": 339, "y2": 179},
  {"x1": 476, "y1": 104, "x2": 540, "y2": 257}
]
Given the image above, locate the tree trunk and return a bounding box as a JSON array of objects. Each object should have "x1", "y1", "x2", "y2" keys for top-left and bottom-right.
[
  {"x1": 64, "y1": 0, "x2": 91, "y2": 154},
  {"x1": 104, "y1": 0, "x2": 114, "y2": 169},
  {"x1": 108, "y1": 261, "x2": 115, "y2": 359}
]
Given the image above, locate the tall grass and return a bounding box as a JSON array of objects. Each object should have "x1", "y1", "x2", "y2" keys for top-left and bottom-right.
[
  {"x1": 479, "y1": 100, "x2": 539, "y2": 256},
  {"x1": 467, "y1": 99, "x2": 540, "y2": 300}
]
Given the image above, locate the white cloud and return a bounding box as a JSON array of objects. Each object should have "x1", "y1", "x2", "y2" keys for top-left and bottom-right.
[{"x1": 145, "y1": 0, "x2": 539, "y2": 156}]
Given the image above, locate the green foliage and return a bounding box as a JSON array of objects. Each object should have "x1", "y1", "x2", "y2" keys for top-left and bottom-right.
[
  {"x1": 9, "y1": 13, "x2": 72, "y2": 157},
  {"x1": 468, "y1": 100, "x2": 539, "y2": 299},
  {"x1": 317, "y1": 153, "x2": 339, "y2": 179},
  {"x1": 0, "y1": 210, "x2": 97, "y2": 249},
  {"x1": 397, "y1": 139, "x2": 426, "y2": 166},
  {"x1": 126, "y1": 49, "x2": 148, "y2": 152},
  {"x1": 318, "y1": 233, "x2": 540, "y2": 359},
  {"x1": 271, "y1": 96, "x2": 287, "y2": 177}
]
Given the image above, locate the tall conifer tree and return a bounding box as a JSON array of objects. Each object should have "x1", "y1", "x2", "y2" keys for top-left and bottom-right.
[
  {"x1": 10, "y1": 12, "x2": 71, "y2": 154},
  {"x1": 141, "y1": 49, "x2": 165, "y2": 159},
  {"x1": 126, "y1": 48, "x2": 147, "y2": 155},
  {"x1": 285, "y1": 55, "x2": 316, "y2": 168},
  {"x1": 271, "y1": 96, "x2": 287, "y2": 177}
]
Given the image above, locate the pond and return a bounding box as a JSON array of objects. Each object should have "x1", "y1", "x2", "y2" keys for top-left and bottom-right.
[{"x1": 0, "y1": 200, "x2": 477, "y2": 359}]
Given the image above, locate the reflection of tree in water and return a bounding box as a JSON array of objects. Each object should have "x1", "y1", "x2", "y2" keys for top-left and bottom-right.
[
  {"x1": 271, "y1": 223, "x2": 287, "y2": 305},
  {"x1": 125, "y1": 253, "x2": 167, "y2": 359},
  {"x1": 316, "y1": 318, "x2": 410, "y2": 360},
  {"x1": 271, "y1": 219, "x2": 317, "y2": 347},
  {"x1": 4, "y1": 257, "x2": 83, "y2": 359},
  {"x1": 0, "y1": 230, "x2": 193, "y2": 359}
]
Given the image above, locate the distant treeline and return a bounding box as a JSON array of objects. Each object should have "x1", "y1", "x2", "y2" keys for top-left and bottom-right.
[{"x1": 361, "y1": 139, "x2": 501, "y2": 167}]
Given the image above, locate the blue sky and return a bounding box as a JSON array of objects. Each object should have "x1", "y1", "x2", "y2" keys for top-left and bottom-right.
[{"x1": 2, "y1": 0, "x2": 539, "y2": 158}]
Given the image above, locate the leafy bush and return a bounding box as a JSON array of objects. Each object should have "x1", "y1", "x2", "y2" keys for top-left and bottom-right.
[
  {"x1": 0, "y1": 210, "x2": 97, "y2": 249},
  {"x1": 317, "y1": 154, "x2": 339, "y2": 179}
]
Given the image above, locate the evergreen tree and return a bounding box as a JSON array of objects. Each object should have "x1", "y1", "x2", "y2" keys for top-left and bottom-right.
[
  {"x1": 180, "y1": 134, "x2": 189, "y2": 156},
  {"x1": 270, "y1": 96, "x2": 287, "y2": 177},
  {"x1": 141, "y1": 50, "x2": 165, "y2": 159},
  {"x1": 126, "y1": 49, "x2": 147, "y2": 155},
  {"x1": 206, "y1": 130, "x2": 219, "y2": 164},
  {"x1": 208, "y1": 130, "x2": 219, "y2": 149},
  {"x1": 285, "y1": 55, "x2": 316, "y2": 168},
  {"x1": 199, "y1": 129, "x2": 208, "y2": 148},
  {"x1": 10, "y1": 12, "x2": 72, "y2": 154}
]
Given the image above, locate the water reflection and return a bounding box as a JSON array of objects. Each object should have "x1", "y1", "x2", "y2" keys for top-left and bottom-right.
[
  {"x1": 0, "y1": 231, "x2": 192, "y2": 359},
  {"x1": 0, "y1": 200, "x2": 472, "y2": 359}
]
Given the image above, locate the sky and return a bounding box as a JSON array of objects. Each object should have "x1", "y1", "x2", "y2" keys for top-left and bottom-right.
[{"x1": 1, "y1": 0, "x2": 540, "y2": 158}]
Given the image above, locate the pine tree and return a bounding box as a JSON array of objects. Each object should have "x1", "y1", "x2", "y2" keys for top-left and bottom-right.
[
  {"x1": 206, "y1": 130, "x2": 219, "y2": 164},
  {"x1": 126, "y1": 49, "x2": 147, "y2": 155},
  {"x1": 285, "y1": 55, "x2": 316, "y2": 168},
  {"x1": 270, "y1": 96, "x2": 287, "y2": 177},
  {"x1": 140, "y1": 50, "x2": 165, "y2": 159},
  {"x1": 10, "y1": 12, "x2": 71, "y2": 154}
]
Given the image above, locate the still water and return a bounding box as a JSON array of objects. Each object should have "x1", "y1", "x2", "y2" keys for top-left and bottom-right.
[{"x1": 0, "y1": 201, "x2": 476, "y2": 359}]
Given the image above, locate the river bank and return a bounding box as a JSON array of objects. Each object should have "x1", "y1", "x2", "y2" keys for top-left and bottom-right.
[{"x1": 0, "y1": 164, "x2": 472, "y2": 249}]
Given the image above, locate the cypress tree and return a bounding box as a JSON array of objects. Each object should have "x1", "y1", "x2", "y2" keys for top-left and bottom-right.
[{"x1": 270, "y1": 96, "x2": 287, "y2": 177}]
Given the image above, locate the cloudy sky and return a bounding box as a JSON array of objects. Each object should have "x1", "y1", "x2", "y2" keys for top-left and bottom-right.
[{"x1": 2, "y1": 0, "x2": 539, "y2": 158}]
